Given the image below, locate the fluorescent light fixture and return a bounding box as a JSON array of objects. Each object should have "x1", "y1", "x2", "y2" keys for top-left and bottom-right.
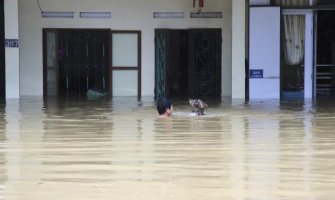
[
  {"x1": 42, "y1": 11, "x2": 74, "y2": 18},
  {"x1": 80, "y1": 12, "x2": 112, "y2": 18},
  {"x1": 190, "y1": 12, "x2": 223, "y2": 18},
  {"x1": 153, "y1": 12, "x2": 184, "y2": 18}
]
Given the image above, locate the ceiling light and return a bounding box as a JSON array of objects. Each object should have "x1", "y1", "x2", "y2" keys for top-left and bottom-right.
[
  {"x1": 80, "y1": 12, "x2": 112, "y2": 18},
  {"x1": 42, "y1": 11, "x2": 74, "y2": 18}
]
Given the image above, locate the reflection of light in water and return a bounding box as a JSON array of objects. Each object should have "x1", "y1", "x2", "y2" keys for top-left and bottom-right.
[
  {"x1": 0, "y1": 97, "x2": 334, "y2": 200},
  {"x1": 4, "y1": 100, "x2": 21, "y2": 200}
]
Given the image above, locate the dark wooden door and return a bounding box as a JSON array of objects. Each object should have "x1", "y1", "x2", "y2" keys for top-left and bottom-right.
[{"x1": 188, "y1": 29, "x2": 222, "y2": 100}]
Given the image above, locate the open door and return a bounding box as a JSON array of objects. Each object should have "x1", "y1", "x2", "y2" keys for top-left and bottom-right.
[{"x1": 154, "y1": 29, "x2": 170, "y2": 100}]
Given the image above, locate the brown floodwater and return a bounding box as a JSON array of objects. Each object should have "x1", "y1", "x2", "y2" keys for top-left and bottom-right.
[{"x1": 0, "y1": 96, "x2": 334, "y2": 200}]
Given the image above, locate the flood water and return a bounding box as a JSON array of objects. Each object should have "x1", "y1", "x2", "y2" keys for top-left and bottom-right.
[{"x1": 0, "y1": 96, "x2": 334, "y2": 200}]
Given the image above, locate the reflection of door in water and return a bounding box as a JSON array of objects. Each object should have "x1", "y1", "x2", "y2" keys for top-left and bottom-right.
[
  {"x1": 154, "y1": 28, "x2": 221, "y2": 101},
  {"x1": 44, "y1": 29, "x2": 109, "y2": 97}
]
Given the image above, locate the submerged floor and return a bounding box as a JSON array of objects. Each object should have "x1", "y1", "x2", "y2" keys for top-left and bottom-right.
[{"x1": 0, "y1": 97, "x2": 334, "y2": 200}]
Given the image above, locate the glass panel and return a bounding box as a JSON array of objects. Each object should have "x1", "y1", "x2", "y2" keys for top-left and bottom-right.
[
  {"x1": 112, "y1": 33, "x2": 138, "y2": 67},
  {"x1": 113, "y1": 70, "x2": 137, "y2": 96},
  {"x1": 47, "y1": 32, "x2": 56, "y2": 67}
]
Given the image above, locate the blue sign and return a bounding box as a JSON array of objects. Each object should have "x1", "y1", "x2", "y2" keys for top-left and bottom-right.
[
  {"x1": 5, "y1": 39, "x2": 19, "y2": 48},
  {"x1": 250, "y1": 69, "x2": 263, "y2": 78}
]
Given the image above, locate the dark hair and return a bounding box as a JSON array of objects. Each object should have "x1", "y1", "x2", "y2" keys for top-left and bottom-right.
[{"x1": 156, "y1": 97, "x2": 172, "y2": 115}]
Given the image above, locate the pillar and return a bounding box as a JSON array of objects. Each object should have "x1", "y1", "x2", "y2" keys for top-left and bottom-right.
[
  {"x1": 4, "y1": 0, "x2": 19, "y2": 98},
  {"x1": 304, "y1": 12, "x2": 313, "y2": 99},
  {"x1": 232, "y1": 0, "x2": 246, "y2": 99}
]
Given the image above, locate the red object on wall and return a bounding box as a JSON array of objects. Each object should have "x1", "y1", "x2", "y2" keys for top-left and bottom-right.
[
  {"x1": 193, "y1": 0, "x2": 204, "y2": 8},
  {"x1": 199, "y1": 0, "x2": 204, "y2": 7}
]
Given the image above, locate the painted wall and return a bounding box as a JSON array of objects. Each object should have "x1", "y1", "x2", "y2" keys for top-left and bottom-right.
[{"x1": 18, "y1": 0, "x2": 232, "y2": 97}]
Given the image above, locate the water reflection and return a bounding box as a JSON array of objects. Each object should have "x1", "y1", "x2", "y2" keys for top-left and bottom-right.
[
  {"x1": 0, "y1": 97, "x2": 334, "y2": 199},
  {"x1": 0, "y1": 100, "x2": 6, "y2": 192}
]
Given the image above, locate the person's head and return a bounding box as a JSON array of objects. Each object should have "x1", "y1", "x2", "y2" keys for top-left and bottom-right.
[{"x1": 157, "y1": 97, "x2": 173, "y2": 117}]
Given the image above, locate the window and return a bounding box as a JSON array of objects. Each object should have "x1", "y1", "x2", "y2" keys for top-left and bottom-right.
[{"x1": 111, "y1": 31, "x2": 141, "y2": 97}]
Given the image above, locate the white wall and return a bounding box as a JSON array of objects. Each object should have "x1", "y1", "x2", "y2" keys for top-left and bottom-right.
[
  {"x1": 18, "y1": 0, "x2": 232, "y2": 97},
  {"x1": 5, "y1": 0, "x2": 20, "y2": 98}
]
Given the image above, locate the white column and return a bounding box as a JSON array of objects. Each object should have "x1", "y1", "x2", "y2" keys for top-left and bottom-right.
[
  {"x1": 304, "y1": 12, "x2": 313, "y2": 99},
  {"x1": 232, "y1": 0, "x2": 246, "y2": 99},
  {"x1": 4, "y1": 0, "x2": 19, "y2": 98}
]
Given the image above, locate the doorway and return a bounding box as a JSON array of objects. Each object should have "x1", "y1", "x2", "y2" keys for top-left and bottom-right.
[
  {"x1": 154, "y1": 28, "x2": 222, "y2": 101},
  {"x1": 43, "y1": 29, "x2": 110, "y2": 97},
  {"x1": 280, "y1": 14, "x2": 306, "y2": 100},
  {"x1": 316, "y1": 10, "x2": 335, "y2": 97}
]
